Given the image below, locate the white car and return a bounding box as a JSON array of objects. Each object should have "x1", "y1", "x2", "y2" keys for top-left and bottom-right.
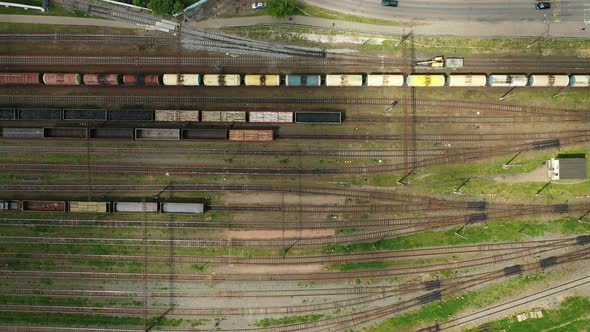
[{"x1": 251, "y1": 2, "x2": 266, "y2": 9}]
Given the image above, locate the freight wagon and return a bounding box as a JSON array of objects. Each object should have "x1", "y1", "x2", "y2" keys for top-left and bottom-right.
[
  {"x1": 447, "y1": 74, "x2": 487, "y2": 87},
  {"x1": 203, "y1": 74, "x2": 241, "y2": 86},
  {"x1": 528, "y1": 74, "x2": 570, "y2": 87},
  {"x1": 487, "y1": 74, "x2": 528, "y2": 87},
  {"x1": 0, "y1": 199, "x2": 205, "y2": 214},
  {"x1": 83, "y1": 74, "x2": 120, "y2": 86},
  {"x1": 325, "y1": 74, "x2": 364, "y2": 87},
  {"x1": 228, "y1": 129, "x2": 274, "y2": 142},
  {"x1": 406, "y1": 74, "x2": 446, "y2": 87},
  {"x1": 0, "y1": 108, "x2": 341, "y2": 125},
  {"x1": 366, "y1": 74, "x2": 404, "y2": 87},
  {"x1": 42, "y1": 73, "x2": 82, "y2": 86},
  {"x1": 162, "y1": 74, "x2": 199, "y2": 86},
  {"x1": 294, "y1": 112, "x2": 342, "y2": 124},
  {"x1": 123, "y1": 74, "x2": 160, "y2": 86},
  {"x1": 245, "y1": 74, "x2": 281, "y2": 86},
  {"x1": 285, "y1": 74, "x2": 321, "y2": 86},
  {"x1": 0, "y1": 72, "x2": 40, "y2": 85}
]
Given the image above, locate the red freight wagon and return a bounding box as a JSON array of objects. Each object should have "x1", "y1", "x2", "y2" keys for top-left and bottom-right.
[
  {"x1": 123, "y1": 74, "x2": 160, "y2": 86},
  {"x1": 21, "y1": 200, "x2": 67, "y2": 212},
  {"x1": 0, "y1": 72, "x2": 40, "y2": 85},
  {"x1": 43, "y1": 73, "x2": 82, "y2": 85},
  {"x1": 83, "y1": 74, "x2": 120, "y2": 86}
]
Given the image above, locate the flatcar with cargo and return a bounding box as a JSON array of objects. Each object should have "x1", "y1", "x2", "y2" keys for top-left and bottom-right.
[
  {"x1": 447, "y1": 74, "x2": 487, "y2": 87},
  {"x1": 202, "y1": 111, "x2": 246, "y2": 122},
  {"x1": 245, "y1": 74, "x2": 280, "y2": 86},
  {"x1": 203, "y1": 74, "x2": 240, "y2": 86},
  {"x1": 155, "y1": 110, "x2": 200, "y2": 122},
  {"x1": 325, "y1": 74, "x2": 363, "y2": 87},
  {"x1": 528, "y1": 74, "x2": 569, "y2": 87},
  {"x1": 406, "y1": 74, "x2": 446, "y2": 87},
  {"x1": 366, "y1": 74, "x2": 404, "y2": 87},
  {"x1": 229, "y1": 129, "x2": 274, "y2": 141},
  {"x1": 487, "y1": 74, "x2": 528, "y2": 87},
  {"x1": 286, "y1": 74, "x2": 321, "y2": 86},
  {"x1": 0, "y1": 72, "x2": 40, "y2": 85},
  {"x1": 162, "y1": 74, "x2": 199, "y2": 86},
  {"x1": 69, "y1": 201, "x2": 109, "y2": 213},
  {"x1": 249, "y1": 111, "x2": 293, "y2": 123}
]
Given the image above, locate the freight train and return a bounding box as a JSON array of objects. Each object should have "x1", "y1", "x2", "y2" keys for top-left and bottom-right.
[
  {"x1": 0, "y1": 109, "x2": 342, "y2": 124},
  {"x1": 0, "y1": 127, "x2": 276, "y2": 141},
  {"x1": 0, "y1": 199, "x2": 204, "y2": 214},
  {"x1": 1, "y1": 72, "x2": 589, "y2": 87}
]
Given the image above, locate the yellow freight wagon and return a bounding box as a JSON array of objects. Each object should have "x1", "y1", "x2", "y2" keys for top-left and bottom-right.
[
  {"x1": 406, "y1": 74, "x2": 446, "y2": 87},
  {"x1": 69, "y1": 201, "x2": 108, "y2": 213},
  {"x1": 244, "y1": 74, "x2": 280, "y2": 86}
]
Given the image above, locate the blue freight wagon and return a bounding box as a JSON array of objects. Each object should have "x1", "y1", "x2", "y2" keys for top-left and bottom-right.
[{"x1": 286, "y1": 74, "x2": 321, "y2": 87}]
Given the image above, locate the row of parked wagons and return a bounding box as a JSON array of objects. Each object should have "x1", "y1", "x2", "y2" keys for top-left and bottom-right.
[
  {"x1": 0, "y1": 127, "x2": 275, "y2": 141},
  {"x1": 0, "y1": 200, "x2": 204, "y2": 214},
  {"x1": 0, "y1": 109, "x2": 342, "y2": 124},
  {"x1": 1, "y1": 72, "x2": 590, "y2": 87}
]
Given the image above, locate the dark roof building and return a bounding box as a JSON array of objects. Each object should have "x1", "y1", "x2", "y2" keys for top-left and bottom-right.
[{"x1": 548, "y1": 157, "x2": 587, "y2": 180}]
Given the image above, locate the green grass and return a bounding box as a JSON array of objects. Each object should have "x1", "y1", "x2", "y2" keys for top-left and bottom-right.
[
  {"x1": 295, "y1": 3, "x2": 406, "y2": 27},
  {"x1": 256, "y1": 313, "x2": 325, "y2": 327},
  {"x1": 323, "y1": 217, "x2": 590, "y2": 254},
  {"x1": 0, "y1": 3, "x2": 90, "y2": 17},
  {"x1": 0, "y1": 312, "x2": 143, "y2": 326},
  {"x1": 464, "y1": 296, "x2": 590, "y2": 332},
  {"x1": 362, "y1": 272, "x2": 549, "y2": 331},
  {"x1": 0, "y1": 296, "x2": 142, "y2": 307}
]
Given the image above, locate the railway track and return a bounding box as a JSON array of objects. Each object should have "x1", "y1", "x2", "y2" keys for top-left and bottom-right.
[
  {"x1": 0, "y1": 244, "x2": 577, "y2": 282},
  {"x1": 0, "y1": 133, "x2": 582, "y2": 176},
  {"x1": 0, "y1": 34, "x2": 176, "y2": 45},
  {"x1": 4, "y1": 54, "x2": 590, "y2": 71},
  {"x1": 0, "y1": 95, "x2": 585, "y2": 118},
  {"x1": 1, "y1": 204, "x2": 585, "y2": 248},
  {"x1": 1, "y1": 237, "x2": 582, "y2": 265}
]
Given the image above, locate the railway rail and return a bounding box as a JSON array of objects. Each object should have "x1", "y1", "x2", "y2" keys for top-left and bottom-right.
[
  {"x1": 0, "y1": 95, "x2": 585, "y2": 118},
  {"x1": 1, "y1": 237, "x2": 581, "y2": 265},
  {"x1": 4, "y1": 55, "x2": 590, "y2": 71},
  {"x1": 0, "y1": 34, "x2": 176, "y2": 45}
]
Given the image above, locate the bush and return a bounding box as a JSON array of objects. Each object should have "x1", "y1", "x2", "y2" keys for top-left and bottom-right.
[
  {"x1": 266, "y1": 0, "x2": 297, "y2": 18},
  {"x1": 147, "y1": 0, "x2": 182, "y2": 16}
]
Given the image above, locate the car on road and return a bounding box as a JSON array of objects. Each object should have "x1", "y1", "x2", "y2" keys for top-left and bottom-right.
[
  {"x1": 382, "y1": 0, "x2": 398, "y2": 6},
  {"x1": 536, "y1": 2, "x2": 551, "y2": 9},
  {"x1": 251, "y1": 2, "x2": 266, "y2": 9}
]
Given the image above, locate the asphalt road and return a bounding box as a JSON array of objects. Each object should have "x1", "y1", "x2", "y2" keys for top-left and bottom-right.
[{"x1": 304, "y1": 0, "x2": 590, "y2": 23}]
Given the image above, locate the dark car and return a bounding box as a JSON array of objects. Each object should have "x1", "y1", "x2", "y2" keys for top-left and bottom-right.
[
  {"x1": 382, "y1": 0, "x2": 398, "y2": 7},
  {"x1": 536, "y1": 2, "x2": 551, "y2": 9}
]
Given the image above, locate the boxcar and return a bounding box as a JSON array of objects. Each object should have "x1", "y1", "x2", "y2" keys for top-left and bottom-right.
[
  {"x1": 134, "y1": 128, "x2": 181, "y2": 140},
  {"x1": 406, "y1": 74, "x2": 446, "y2": 87},
  {"x1": 155, "y1": 110, "x2": 200, "y2": 122},
  {"x1": 325, "y1": 74, "x2": 363, "y2": 87},
  {"x1": 22, "y1": 200, "x2": 66, "y2": 212},
  {"x1": 161, "y1": 202, "x2": 204, "y2": 214},
  {"x1": 294, "y1": 112, "x2": 342, "y2": 124},
  {"x1": 0, "y1": 72, "x2": 40, "y2": 85},
  {"x1": 201, "y1": 111, "x2": 246, "y2": 122},
  {"x1": 83, "y1": 74, "x2": 120, "y2": 86},
  {"x1": 123, "y1": 74, "x2": 160, "y2": 86},
  {"x1": 63, "y1": 109, "x2": 107, "y2": 121},
  {"x1": 182, "y1": 128, "x2": 227, "y2": 140},
  {"x1": 569, "y1": 75, "x2": 590, "y2": 87},
  {"x1": 162, "y1": 74, "x2": 199, "y2": 86},
  {"x1": 69, "y1": 201, "x2": 109, "y2": 213},
  {"x1": 487, "y1": 74, "x2": 528, "y2": 87},
  {"x1": 43, "y1": 73, "x2": 82, "y2": 86},
  {"x1": 366, "y1": 74, "x2": 404, "y2": 87},
  {"x1": 90, "y1": 128, "x2": 134, "y2": 139},
  {"x1": 447, "y1": 74, "x2": 487, "y2": 87},
  {"x1": 202, "y1": 74, "x2": 240, "y2": 86},
  {"x1": 249, "y1": 111, "x2": 293, "y2": 123},
  {"x1": 528, "y1": 74, "x2": 569, "y2": 87},
  {"x1": 113, "y1": 202, "x2": 158, "y2": 213},
  {"x1": 44, "y1": 128, "x2": 88, "y2": 139},
  {"x1": 286, "y1": 74, "x2": 321, "y2": 87},
  {"x1": 245, "y1": 74, "x2": 280, "y2": 86},
  {"x1": 228, "y1": 129, "x2": 273, "y2": 142}
]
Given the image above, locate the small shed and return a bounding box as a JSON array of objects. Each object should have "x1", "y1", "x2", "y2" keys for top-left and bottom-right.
[{"x1": 547, "y1": 157, "x2": 588, "y2": 180}]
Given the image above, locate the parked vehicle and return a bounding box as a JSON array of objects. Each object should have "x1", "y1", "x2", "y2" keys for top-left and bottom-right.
[
  {"x1": 382, "y1": 0, "x2": 398, "y2": 7},
  {"x1": 536, "y1": 2, "x2": 550, "y2": 9},
  {"x1": 252, "y1": 2, "x2": 266, "y2": 9}
]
